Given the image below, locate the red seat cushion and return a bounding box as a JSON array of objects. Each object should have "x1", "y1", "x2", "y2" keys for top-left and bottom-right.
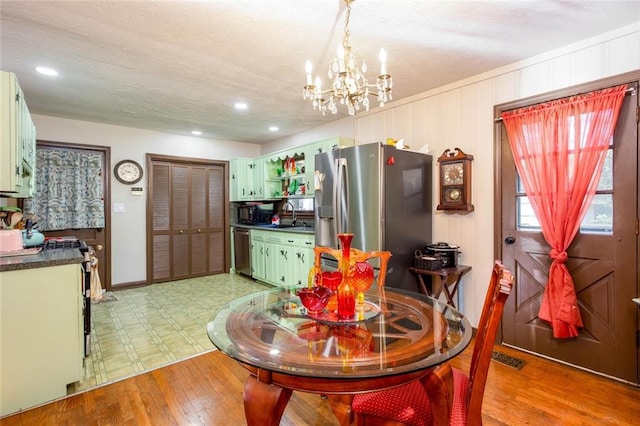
[
  {"x1": 352, "y1": 380, "x2": 433, "y2": 426},
  {"x1": 449, "y1": 368, "x2": 469, "y2": 426},
  {"x1": 352, "y1": 368, "x2": 470, "y2": 426}
]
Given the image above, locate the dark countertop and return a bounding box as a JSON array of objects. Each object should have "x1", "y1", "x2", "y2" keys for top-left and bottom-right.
[
  {"x1": 0, "y1": 248, "x2": 83, "y2": 272},
  {"x1": 232, "y1": 223, "x2": 315, "y2": 235}
]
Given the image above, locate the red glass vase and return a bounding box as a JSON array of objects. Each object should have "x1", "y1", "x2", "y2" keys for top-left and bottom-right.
[{"x1": 337, "y1": 233, "x2": 356, "y2": 319}]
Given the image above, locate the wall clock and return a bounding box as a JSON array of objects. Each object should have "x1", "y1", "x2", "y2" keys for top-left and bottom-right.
[
  {"x1": 114, "y1": 159, "x2": 143, "y2": 185},
  {"x1": 436, "y1": 148, "x2": 474, "y2": 213}
]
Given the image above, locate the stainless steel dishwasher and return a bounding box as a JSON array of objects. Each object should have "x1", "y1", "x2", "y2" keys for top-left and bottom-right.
[{"x1": 233, "y1": 227, "x2": 251, "y2": 277}]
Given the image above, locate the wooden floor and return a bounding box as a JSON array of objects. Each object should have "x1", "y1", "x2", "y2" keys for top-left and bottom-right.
[{"x1": 2, "y1": 342, "x2": 638, "y2": 426}]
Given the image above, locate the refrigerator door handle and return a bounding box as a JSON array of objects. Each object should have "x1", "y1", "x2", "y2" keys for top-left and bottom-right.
[{"x1": 334, "y1": 157, "x2": 348, "y2": 240}]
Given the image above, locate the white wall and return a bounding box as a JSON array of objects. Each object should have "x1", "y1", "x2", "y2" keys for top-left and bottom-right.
[
  {"x1": 31, "y1": 115, "x2": 261, "y2": 285},
  {"x1": 353, "y1": 22, "x2": 640, "y2": 325}
]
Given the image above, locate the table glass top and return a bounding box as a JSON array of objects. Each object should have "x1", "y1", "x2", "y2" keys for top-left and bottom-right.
[{"x1": 207, "y1": 286, "x2": 472, "y2": 378}]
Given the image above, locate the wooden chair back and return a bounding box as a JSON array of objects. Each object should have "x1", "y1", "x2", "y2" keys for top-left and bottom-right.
[
  {"x1": 465, "y1": 260, "x2": 513, "y2": 425},
  {"x1": 350, "y1": 261, "x2": 513, "y2": 426}
]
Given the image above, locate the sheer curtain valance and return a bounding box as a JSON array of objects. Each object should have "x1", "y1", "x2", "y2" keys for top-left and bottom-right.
[{"x1": 24, "y1": 147, "x2": 105, "y2": 231}]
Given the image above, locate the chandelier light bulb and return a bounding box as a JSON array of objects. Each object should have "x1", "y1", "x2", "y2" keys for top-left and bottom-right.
[
  {"x1": 305, "y1": 60, "x2": 313, "y2": 85},
  {"x1": 379, "y1": 49, "x2": 387, "y2": 75}
]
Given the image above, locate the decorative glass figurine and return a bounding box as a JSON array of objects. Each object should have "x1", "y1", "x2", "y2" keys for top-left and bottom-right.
[{"x1": 306, "y1": 233, "x2": 391, "y2": 321}]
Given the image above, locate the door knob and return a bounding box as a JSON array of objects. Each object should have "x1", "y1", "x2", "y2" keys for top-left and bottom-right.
[
  {"x1": 96, "y1": 244, "x2": 103, "y2": 251},
  {"x1": 179, "y1": 230, "x2": 184, "y2": 234},
  {"x1": 504, "y1": 236, "x2": 515, "y2": 245}
]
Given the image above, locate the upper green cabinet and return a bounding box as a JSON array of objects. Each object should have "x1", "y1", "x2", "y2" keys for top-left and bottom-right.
[
  {"x1": 229, "y1": 157, "x2": 255, "y2": 201},
  {"x1": 231, "y1": 137, "x2": 354, "y2": 202},
  {"x1": 262, "y1": 151, "x2": 306, "y2": 199},
  {"x1": 0, "y1": 71, "x2": 36, "y2": 198}
]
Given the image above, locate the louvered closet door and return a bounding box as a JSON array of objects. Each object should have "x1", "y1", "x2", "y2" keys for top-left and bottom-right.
[
  {"x1": 151, "y1": 158, "x2": 228, "y2": 283},
  {"x1": 171, "y1": 164, "x2": 190, "y2": 280},
  {"x1": 151, "y1": 162, "x2": 171, "y2": 282},
  {"x1": 190, "y1": 165, "x2": 208, "y2": 276}
]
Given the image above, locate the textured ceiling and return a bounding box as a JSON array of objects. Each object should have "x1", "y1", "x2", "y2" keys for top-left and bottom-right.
[{"x1": 1, "y1": 1, "x2": 639, "y2": 144}]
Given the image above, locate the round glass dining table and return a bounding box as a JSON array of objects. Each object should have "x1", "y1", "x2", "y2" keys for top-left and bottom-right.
[{"x1": 207, "y1": 286, "x2": 472, "y2": 426}]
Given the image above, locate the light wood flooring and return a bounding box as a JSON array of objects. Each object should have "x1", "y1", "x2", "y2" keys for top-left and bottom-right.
[{"x1": 3, "y1": 338, "x2": 638, "y2": 425}]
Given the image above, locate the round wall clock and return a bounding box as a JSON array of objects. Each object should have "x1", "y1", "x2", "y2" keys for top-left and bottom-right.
[
  {"x1": 114, "y1": 159, "x2": 143, "y2": 185},
  {"x1": 437, "y1": 148, "x2": 474, "y2": 213}
]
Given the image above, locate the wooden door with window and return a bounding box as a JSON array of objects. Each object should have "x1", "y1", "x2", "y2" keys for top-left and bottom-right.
[
  {"x1": 498, "y1": 79, "x2": 639, "y2": 383},
  {"x1": 26, "y1": 141, "x2": 111, "y2": 289},
  {"x1": 148, "y1": 155, "x2": 228, "y2": 283}
]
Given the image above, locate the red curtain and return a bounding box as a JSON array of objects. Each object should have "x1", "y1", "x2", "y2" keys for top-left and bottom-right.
[{"x1": 501, "y1": 85, "x2": 627, "y2": 338}]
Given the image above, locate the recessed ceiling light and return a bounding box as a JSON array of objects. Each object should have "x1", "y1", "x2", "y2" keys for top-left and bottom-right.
[
  {"x1": 234, "y1": 102, "x2": 248, "y2": 110},
  {"x1": 269, "y1": 126, "x2": 279, "y2": 132},
  {"x1": 191, "y1": 130, "x2": 202, "y2": 136},
  {"x1": 35, "y1": 66, "x2": 58, "y2": 76}
]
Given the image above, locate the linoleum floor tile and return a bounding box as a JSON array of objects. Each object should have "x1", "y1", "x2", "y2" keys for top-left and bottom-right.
[{"x1": 75, "y1": 273, "x2": 266, "y2": 394}]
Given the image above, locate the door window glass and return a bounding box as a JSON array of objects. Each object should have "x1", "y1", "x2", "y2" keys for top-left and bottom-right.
[{"x1": 516, "y1": 149, "x2": 613, "y2": 234}]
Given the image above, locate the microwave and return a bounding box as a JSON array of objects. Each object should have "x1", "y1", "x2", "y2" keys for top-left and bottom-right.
[{"x1": 238, "y1": 204, "x2": 273, "y2": 225}]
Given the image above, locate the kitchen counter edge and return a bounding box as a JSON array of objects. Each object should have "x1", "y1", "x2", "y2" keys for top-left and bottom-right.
[
  {"x1": 232, "y1": 224, "x2": 315, "y2": 235},
  {"x1": 0, "y1": 249, "x2": 83, "y2": 272}
]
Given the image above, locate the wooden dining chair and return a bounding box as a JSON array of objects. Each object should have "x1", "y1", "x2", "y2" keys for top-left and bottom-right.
[{"x1": 351, "y1": 260, "x2": 514, "y2": 426}]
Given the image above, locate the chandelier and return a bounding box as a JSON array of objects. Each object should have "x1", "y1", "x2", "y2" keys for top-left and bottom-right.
[{"x1": 302, "y1": 0, "x2": 392, "y2": 116}]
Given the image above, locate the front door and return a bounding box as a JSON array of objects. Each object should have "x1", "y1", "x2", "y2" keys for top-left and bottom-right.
[{"x1": 498, "y1": 79, "x2": 639, "y2": 383}]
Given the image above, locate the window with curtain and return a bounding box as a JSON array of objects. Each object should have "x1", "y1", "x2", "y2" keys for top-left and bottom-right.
[
  {"x1": 517, "y1": 148, "x2": 613, "y2": 234},
  {"x1": 24, "y1": 147, "x2": 105, "y2": 231}
]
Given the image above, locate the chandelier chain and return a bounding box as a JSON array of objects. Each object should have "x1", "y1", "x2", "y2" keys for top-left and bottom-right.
[{"x1": 343, "y1": 0, "x2": 351, "y2": 49}]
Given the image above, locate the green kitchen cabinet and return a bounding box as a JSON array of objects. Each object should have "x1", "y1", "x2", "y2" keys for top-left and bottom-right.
[
  {"x1": 262, "y1": 151, "x2": 306, "y2": 199},
  {"x1": 251, "y1": 229, "x2": 284, "y2": 286},
  {"x1": 231, "y1": 136, "x2": 353, "y2": 201},
  {"x1": 288, "y1": 233, "x2": 315, "y2": 288},
  {"x1": 250, "y1": 231, "x2": 266, "y2": 281},
  {"x1": 230, "y1": 157, "x2": 266, "y2": 201},
  {"x1": 250, "y1": 229, "x2": 314, "y2": 289},
  {"x1": 252, "y1": 158, "x2": 265, "y2": 200},
  {"x1": 278, "y1": 233, "x2": 315, "y2": 288},
  {"x1": 263, "y1": 232, "x2": 284, "y2": 285},
  {"x1": 229, "y1": 157, "x2": 255, "y2": 201},
  {"x1": 0, "y1": 71, "x2": 36, "y2": 197}
]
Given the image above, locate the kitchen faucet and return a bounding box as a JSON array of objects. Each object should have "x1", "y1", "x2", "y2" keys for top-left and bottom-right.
[{"x1": 283, "y1": 201, "x2": 297, "y2": 226}]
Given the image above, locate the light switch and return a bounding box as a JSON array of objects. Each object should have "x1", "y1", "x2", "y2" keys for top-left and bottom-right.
[{"x1": 114, "y1": 203, "x2": 125, "y2": 213}]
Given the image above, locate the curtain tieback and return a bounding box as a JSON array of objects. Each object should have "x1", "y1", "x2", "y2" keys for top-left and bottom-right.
[{"x1": 550, "y1": 249, "x2": 568, "y2": 263}]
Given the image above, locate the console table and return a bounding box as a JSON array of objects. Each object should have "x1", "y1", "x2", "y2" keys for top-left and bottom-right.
[{"x1": 409, "y1": 265, "x2": 472, "y2": 308}]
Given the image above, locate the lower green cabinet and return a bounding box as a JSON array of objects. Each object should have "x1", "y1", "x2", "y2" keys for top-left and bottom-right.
[{"x1": 250, "y1": 230, "x2": 314, "y2": 288}]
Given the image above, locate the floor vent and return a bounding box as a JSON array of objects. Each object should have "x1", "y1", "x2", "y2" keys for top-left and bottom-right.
[{"x1": 491, "y1": 351, "x2": 526, "y2": 370}]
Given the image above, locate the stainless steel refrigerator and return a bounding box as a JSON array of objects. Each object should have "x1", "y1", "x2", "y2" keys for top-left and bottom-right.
[{"x1": 314, "y1": 142, "x2": 432, "y2": 291}]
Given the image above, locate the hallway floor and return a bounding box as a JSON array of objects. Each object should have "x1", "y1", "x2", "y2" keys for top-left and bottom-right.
[{"x1": 74, "y1": 273, "x2": 267, "y2": 393}]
